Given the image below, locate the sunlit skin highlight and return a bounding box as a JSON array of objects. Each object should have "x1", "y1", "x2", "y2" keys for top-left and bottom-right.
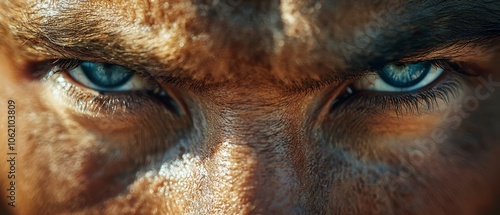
[{"x1": 0, "y1": 0, "x2": 500, "y2": 214}]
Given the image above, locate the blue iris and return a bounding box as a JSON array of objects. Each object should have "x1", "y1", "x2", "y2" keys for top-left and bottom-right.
[
  {"x1": 81, "y1": 62, "x2": 133, "y2": 88},
  {"x1": 378, "y1": 62, "x2": 432, "y2": 88}
]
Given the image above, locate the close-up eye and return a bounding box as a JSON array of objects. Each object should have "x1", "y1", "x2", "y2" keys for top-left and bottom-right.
[
  {"x1": 41, "y1": 59, "x2": 183, "y2": 116},
  {"x1": 354, "y1": 61, "x2": 445, "y2": 92},
  {"x1": 67, "y1": 61, "x2": 155, "y2": 92},
  {"x1": 329, "y1": 60, "x2": 471, "y2": 114}
]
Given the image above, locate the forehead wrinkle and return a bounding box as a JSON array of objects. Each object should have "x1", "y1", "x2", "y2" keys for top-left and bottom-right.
[
  {"x1": 5, "y1": 0, "x2": 499, "y2": 90},
  {"x1": 270, "y1": 0, "x2": 374, "y2": 85},
  {"x1": 90, "y1": 1, "x2": 281, "y2": 82},
  {"x1": 5, "y1": 0, "x2": 344, "y2": 85},
  {"x1": 40, "y1": 1, "x2": 289, "y2": 83},
  {"x1": 0, "y1": 1, "x2": 406, "y2": 88}
]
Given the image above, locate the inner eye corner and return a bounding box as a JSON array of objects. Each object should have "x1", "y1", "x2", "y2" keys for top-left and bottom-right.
[
  {"x1": 324, "y1": 60, "x2": 456, "y2": 115},
  {"x1": 48, "y1": 60, "x2": 189, "y2": 117},
  {"x1": 151, "y1": 85, "x2": 189, "y2": 117},
  {"x1": 314, "y1": 81, "x2": 355, "y2": 117}
]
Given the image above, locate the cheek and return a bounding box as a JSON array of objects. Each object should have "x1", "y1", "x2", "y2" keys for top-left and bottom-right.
[
  {"x1": 10, "y1": 85, "x2": 123, "y2": 211},
  {"x1": 326, "y1": 154, "x2": 500, "y2": 214},
  {"x1": 0, "y1": 54, "x2": 199, "y2": 213},
  {"x1": 10, "y1": 89, "x2": 153, "y2": 213},
  {"x1": 0, "y1": 56, "x2": 133, "y2": 212},
  {"x1": 322, "y1": 132, "x2": 500, "y2": 215},
  {"x1": 318, "y1": 80, "x2": 500, "y2": 214}
]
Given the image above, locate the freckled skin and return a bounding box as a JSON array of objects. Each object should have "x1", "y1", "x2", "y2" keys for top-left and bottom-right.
[{"x1": 0, "y1": 0, "x2": 500, "y2": 214}]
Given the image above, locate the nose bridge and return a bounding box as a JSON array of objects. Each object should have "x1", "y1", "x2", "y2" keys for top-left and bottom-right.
[{"x1": 202, "y1": 91, "x2": 308, "y2": 213}]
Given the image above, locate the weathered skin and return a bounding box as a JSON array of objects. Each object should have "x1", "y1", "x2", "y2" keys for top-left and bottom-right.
[{"x1": 0, "y1": 0, "x2": 499, "y2": 214}]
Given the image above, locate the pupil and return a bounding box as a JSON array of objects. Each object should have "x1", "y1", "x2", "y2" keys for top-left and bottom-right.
[
  {"x1": 81, "y1": 62, "x2": 133, "y2": 88},
  {"x1": 378, "y1": 62, "x2": 431, "y2": 88}
]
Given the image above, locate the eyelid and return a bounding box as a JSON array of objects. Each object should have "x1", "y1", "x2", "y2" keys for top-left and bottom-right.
[
  {"x1": 48, "y1": 59, "x2": 157, "y2": 92},
  {"x1": 41, "y1": 59, "x2": 209, "y2": 93},
  {"x1": 338, "y1": 76, "x2": 463, "y2": 116},
  {"x1": 358, "y1": 66, "x2": 444, "y2": 92},
  {"x1": 53, "y1": 59, "x2": 83, "y2": 71},
  {"x1": 41, "y1": 60, "x2": 185, "y2": 117},
  {"x1": 329, "y1": 59, "x2": 472, "y2": 117},
  {"x1": 67, "y1": 65, "x2": 147, "y2": 92},
  {"x1": 369, "y1": 59, "x2": 478, "y2": 77}
]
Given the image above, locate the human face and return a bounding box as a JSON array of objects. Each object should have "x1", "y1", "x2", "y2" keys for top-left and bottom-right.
[{"x1": 0, "y1": 0, "x2": 499, "y2": 214}]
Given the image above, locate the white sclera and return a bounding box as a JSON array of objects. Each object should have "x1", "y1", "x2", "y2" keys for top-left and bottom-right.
[
  {"x1": 355, "y1": 65, "x2": 444, "y2": 92},
  {"x1": 67, "y1": 64, "x2": 147, "y2": 92}
]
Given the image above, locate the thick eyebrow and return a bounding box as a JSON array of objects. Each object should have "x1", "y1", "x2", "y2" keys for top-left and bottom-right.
[
  {"x1": 336, "y1": 1, "x2": 500, "y2": 70},
  {"x1": 4, "y1": 0, "x2": 500, "y2": 89}
]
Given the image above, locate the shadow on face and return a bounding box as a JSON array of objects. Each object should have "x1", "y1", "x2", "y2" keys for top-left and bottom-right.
[{"x1": 0, "y1": 0, "x2": 500, "y2": 214}]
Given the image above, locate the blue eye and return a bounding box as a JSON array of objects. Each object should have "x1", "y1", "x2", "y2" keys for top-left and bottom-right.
[
  {"x1": 68, "y1": 62, "x2": 150, "y2": 92},
  {"x1": 355, "y1": 62, "x2": 444, "y2": 92},
  {"x1": 378, "y1": 62, "x2": 431, "y2": 88},
  {"x1": 80, "y1": 62, "x2": 133, "y2": 88}
]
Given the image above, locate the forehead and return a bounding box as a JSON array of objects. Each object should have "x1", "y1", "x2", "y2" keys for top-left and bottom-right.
[{"x1": 3, "y1": 0, "x2": 498, "y2": 87}]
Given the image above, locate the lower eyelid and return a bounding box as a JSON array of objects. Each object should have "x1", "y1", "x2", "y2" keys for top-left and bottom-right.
[
  {"x1": 43, "y1": 70, "x2": 175, "y2": 117},
  {"x1": 331, "y1": 73, "x2": 465, "y2": 117}
]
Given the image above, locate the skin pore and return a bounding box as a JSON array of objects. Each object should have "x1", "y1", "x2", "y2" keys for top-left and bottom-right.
[{"x1": 0, "y1": 0, "x2": 500, "y2": 214}]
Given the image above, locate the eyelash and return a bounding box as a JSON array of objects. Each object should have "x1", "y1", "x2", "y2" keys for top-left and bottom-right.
[
  {"x1": 40, "y1": 59, "x2": 180, "y2": 115},
  {"x1": 41, "y1": 59, "x2": 472, "y2": 116},
  {"x1": 332, "y1": 60, "x2": 474, "y2": 115}
]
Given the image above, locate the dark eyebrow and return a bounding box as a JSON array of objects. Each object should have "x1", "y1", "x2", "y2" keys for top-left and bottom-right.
[
  {"x1": 5, "y1": 0, "x2": 500, "y2": 89},
  {"x1": 337, "y1": 1, "x2": 500, "y2": 71}
]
